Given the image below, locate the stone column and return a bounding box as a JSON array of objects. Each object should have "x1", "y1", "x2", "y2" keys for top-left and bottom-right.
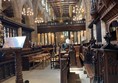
[
  {"x1": 54, "y1": 32, "x2": 56, "y2": 53},
  {"x1": 47, "y1": 33, "x2": 49, "y2": 45},
  {"x1": 14, "y1": 17, "x2": 22, "y2": 36},
  {"x1": 12, "y1": 0, "x2": 22, "y2": 36},
  {"x1": 0, "y1": 0, "x2": 2, "y2": 12},
  {"x1": 43, "y1": 33, "x2": 45, "y2": 45},
  {"x1": 40, "y1": 33, "x2": 42, "y2": 45},
  {"x1": 76, "y1": 31, "x2": 78, "y2": 44},
  {"x1": 93, "y1": 24, "x2": 97, "y2": 39},
  {"x1": 101, "y1": 20, "x2": 106, "y2": 44},
  {"x1": 83, "y1": 0, "x2": 92, "y2": 42},
  {"x1": 37, "y1": 33, "x2": 40, "y2": 45},
  {"x1": 52, "y1": 33, "x2": 54, "y2": 44},
  {"x1": 48, "y1": 33, "x2": 51, "y2": 45},
  {"x1": 74, "y1": 31, "x2": 77, "y2": 44},
  {"x1": 50, "y1": 33, "x2": 52, "y2": 45}
]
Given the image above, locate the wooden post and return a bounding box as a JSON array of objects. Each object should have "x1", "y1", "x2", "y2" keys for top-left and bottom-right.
[
  {"x1": 0, "y1": 48, "x2": 23, "y2": 83},
  {"x1": 15, "y1": 49, "x2": 23, "y2": 83}
]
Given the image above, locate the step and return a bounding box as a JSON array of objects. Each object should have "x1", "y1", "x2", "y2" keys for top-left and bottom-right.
[{"x1": 68, "y1": 72, "x2": 81, "y2": 83}]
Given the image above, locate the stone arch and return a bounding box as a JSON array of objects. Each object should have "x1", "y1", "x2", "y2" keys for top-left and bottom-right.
[{"x1": 109, "y1": 20, "x2": 118, "y2": 41}]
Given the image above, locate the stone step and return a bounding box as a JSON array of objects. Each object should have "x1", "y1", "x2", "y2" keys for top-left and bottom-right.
[
  {"x1": 68, "y1": 72, "x2": 81, "y2": 83},
  {"x1": 69, "y1": 67, "x2": 90, "y2": 83}
]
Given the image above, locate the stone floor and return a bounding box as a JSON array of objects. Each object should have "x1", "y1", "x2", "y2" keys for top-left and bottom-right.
[
  {"x1": 2, "y1": 65, "x2": 60, "y2": 83},
  {"x1": 2, "y1": 61, "x2": 89, "y2": 83},
  {"x1": 70, "y1": 67, "x2": 90, "y2": 83}
]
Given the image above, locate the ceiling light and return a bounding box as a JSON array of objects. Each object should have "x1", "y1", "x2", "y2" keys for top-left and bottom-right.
[
  {"x1": 3, "y1": 0, "x2": 10, "y2": 1},
  {"x1": 22, "y1": 7, "x2": 34, "y2": 16}
]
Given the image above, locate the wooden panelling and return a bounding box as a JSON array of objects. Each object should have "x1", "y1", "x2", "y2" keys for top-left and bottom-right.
[
  {"x1": 0, "y1": 60, "x2": 15, "y2": 82},
  {"x1": 38, "y1": 25, "x2": 85, "y2": 33}
]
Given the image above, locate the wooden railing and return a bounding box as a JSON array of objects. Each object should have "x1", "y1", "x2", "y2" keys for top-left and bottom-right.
[
  {"x1": 37, "y1": 20, "x2": 85, "y2": 33},
  {"x1": 38, "y1": 20, "x2": 85, "y2": 27}
]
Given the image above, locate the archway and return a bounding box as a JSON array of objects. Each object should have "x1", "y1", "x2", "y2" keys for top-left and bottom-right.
[{"x1": 109, "y1": 20, "x2": 118, "y2": 41}]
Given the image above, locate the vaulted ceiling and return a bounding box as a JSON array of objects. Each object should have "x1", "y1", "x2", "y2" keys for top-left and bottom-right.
[
  {"x1": 48, "y1": 0, "x2": 79, "y2": 20},
  {"x1": 1, "y1": 0, "x2": 82, "y2": 22}
]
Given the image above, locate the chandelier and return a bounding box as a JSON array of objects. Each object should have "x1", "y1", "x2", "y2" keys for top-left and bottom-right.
[
  {"x1": 72, "y1": 5, "x2": 85, "y2": 21},
  {"x1": 35, "y1": 17, "x2": 44, "y2": 23},
  {"x1": 22, "y1": 7, "x2": 34, "y2": 16},
  {"x1": 3, "y1": 0, "x2": 10, "y2": 1}
]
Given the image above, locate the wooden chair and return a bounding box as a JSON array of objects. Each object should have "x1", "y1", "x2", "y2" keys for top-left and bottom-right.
[{"x1": 50, "y1": 52, "x2": 59, "y2": 69}]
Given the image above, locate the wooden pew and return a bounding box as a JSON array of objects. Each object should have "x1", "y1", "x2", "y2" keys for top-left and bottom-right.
[
  {"x1": 93, "y1": 48, "x2": 118, "y2": 83},
  {"x1": 82, "y1": 46, "x2": 94, "y2": 83},
  {"x1": 22, "y1": 51, "x2": 43, "y2": 70},
  {"x1": 60, "y1": 56, "x2": 69, "y2": 83}
]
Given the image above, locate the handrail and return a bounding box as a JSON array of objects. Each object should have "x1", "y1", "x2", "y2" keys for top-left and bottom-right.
[{"x1": 38, "y1": 20, "x2": 85, "y2": 27}]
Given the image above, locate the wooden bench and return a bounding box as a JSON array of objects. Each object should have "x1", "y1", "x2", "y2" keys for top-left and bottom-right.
[{"x1": 60, "y1": 57, "x2": 70, "y2": 83}]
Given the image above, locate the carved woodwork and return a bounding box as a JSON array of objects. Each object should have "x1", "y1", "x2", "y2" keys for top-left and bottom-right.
[
  {"x1": 0, "y1": 60, "x2": 15, "y2": 82},
  {"x1": 0, "y1": 48, "x2": 23, "y2": 83},
  {"x1": 60, "y1": 58, "x2": 69, "y2": 83},
  {"x1": 94, "y1": 49, "x2": 118, "y2": 83},
  {"x1": 90, "y1": 0, "x2": 98, "y2": 19},
  {"x1": 37, "y1": 20, "x2": 85, "y2": 33},
  {"x1": 90, "y1": 0, "x2": 118, "y2": 22}
]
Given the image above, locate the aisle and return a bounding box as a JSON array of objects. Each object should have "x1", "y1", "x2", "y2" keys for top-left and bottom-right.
[{"x1": 3, "y1": 65, "x2": 60, "y2": 83}]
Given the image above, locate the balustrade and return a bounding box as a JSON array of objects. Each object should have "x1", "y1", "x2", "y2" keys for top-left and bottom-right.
[{"x1": 38, "y1": 20, "x2": 85, "y2": 27}]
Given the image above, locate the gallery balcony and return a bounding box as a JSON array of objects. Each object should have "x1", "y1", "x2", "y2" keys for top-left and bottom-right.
[{"x1": 37, "y1": 19, "x2": 86, "y2": 33}]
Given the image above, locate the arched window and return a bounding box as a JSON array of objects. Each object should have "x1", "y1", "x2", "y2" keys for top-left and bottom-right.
[{"x1": 109, "y1": 20, "x2": 118, "y2": 41}]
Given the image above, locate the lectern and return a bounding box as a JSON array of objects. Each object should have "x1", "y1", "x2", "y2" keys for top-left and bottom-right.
[{"x1": 1, "y1": 36, "x2": 26, "y2": 83}]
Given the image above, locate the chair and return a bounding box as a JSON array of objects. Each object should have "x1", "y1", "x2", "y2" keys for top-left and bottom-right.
[{"x1": 50, "y1": 51, "x2": 59, "y2": 69}]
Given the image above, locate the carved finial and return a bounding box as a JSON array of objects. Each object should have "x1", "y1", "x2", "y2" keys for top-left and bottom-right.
[
  {"x1": 90, "y1": 37, "x2": 96, "y2": 45},
  {"x1": 104, "y1": 32, "x2": 111, "y2": 45}
]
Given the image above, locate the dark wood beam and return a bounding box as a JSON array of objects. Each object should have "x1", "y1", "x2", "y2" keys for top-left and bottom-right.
[{"x1": 0, "y1": 16, "x2": 34, "y2": 32}]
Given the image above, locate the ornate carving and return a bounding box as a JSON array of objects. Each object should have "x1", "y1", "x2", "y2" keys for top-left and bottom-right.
[
  {"x1": 104, "y1": 32, "x2": 111, "y2": 45},
  {"x1": 90, "y1": 0, "x2": 98, "y2": 18}
]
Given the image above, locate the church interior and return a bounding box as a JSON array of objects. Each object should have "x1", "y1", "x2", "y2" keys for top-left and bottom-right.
[{"x1": 0, "y1": 0, "x2": 118, "y2": 83}]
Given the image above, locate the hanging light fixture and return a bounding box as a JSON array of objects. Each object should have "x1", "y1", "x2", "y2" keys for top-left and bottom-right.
[
  {"x1": 35, "y1": 17, "x2": 44, "y2": 23},
  {"x1": 22, "y1": 7, "x2": 34, "y2": 16},
  {"x1": 3, "y1": 0, "x2": 10, "y2": 1},
  {"x1": 72, "y1": 4, "x2": 85, "y2": 21}
]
